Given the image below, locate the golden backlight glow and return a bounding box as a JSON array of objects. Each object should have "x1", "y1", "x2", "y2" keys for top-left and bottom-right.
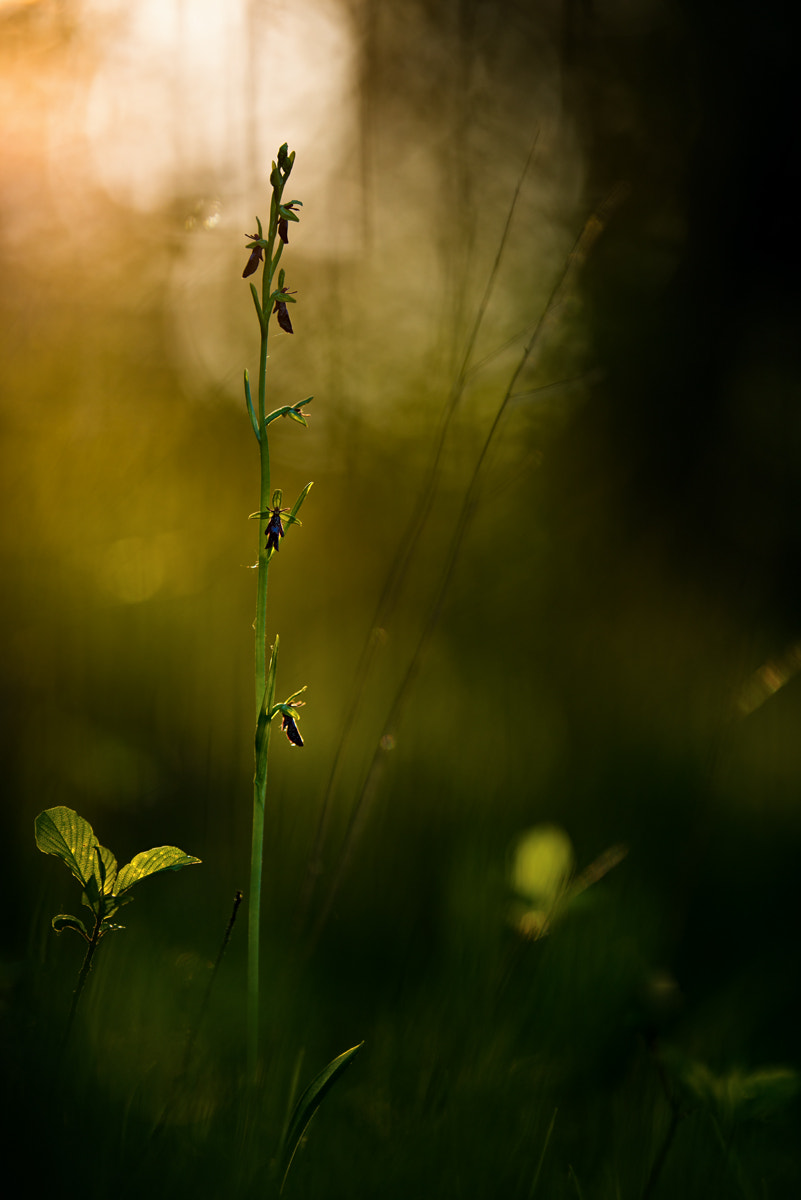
[
  {"x1": 102, "y1": 532, "x2": 201, "y2": 603},
  {"x1": 2, "y1": 0, "x2": 357, "y2": 251},
  {"x1": 78, "y1": 0, "x2": 356, "y2": 223}
]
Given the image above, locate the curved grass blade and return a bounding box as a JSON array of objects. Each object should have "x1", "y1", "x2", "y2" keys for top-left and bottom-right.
[
  {"x1": 528, "y1": 1107, "x2": 557, "y2": 1198},
  {"x1": 289, "y1": 481, "x2": 313, "y2": 523},
  {"x1": 279, "y1": 1041, "x2": 364, "y2": 1191},
  {"x1": 244, "y1": 369, "x2": 260, "y2": 440},
  {"x1": 255, "y1": 635, "x2": 280, "y2": 788}
]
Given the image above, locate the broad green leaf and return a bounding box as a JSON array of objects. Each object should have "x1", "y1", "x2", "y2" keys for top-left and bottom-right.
[
  {"x1": 280, "y1": 1042, "x2": 364, "y2": 1190},
  {"x1": 81, "y1": 873, "x2": 102, "y2": 916},
  {"x1": 99, "y1": 889, "x2": 134, "y2": 922},
  {"x1": 95, "y1": 843, "x2": 118, "y2": 894},
  {"x1": 35, "y1": 807, "x2": 98, "y2": 889},
  {"x1": 78, "y1": 852, "x2": 119, "y2": 915},
  {"x1": 51, "y1": 913, "x2": 90, "y2": 939},
  {"x1": 114, "y1": 846, "x2": 201, "y2": 894},
  {"x1": 81, "y1": 845, "x2": 110, "y2": 915}
]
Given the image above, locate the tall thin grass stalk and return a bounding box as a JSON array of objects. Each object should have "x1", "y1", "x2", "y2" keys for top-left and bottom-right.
[
  {"x1": 298, "y1": 132, "x2": 541, "y2": 928},
  {"x1": 241, "y1": 144, "x2": 313, "y2": 1078},
  {"x1": 180, "y1": 890, "x2": 243, "y2": 1079},
  {"x1": 568, "y1": 1164, "x2": 587, "y2": 1200},
  {"x1": 311, "y1": 184, "x2": 627, "y2": 944},
  {"x1": 528, "y1": 1107, "x2": 558, "y2": 1199}
]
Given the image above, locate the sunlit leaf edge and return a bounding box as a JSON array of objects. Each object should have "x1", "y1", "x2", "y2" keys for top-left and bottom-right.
[
  {"x1": 114, "y1": 846, "x2": 201, "y2": 894},
  {"x1": 35, "y1": 807, "x2": 98, "y2": 888},
  {"x1": 51, "y1": 913, "x2": 90, "y2": 939},
  {"x1": 280, "y1": 1042, "x2": 364, "y2": 1186}
]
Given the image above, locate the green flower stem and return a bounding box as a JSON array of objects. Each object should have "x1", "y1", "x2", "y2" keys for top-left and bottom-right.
[
  {"x1": 246, "y1": 835, "x2": 263, "y2": 1082},
  {"x1": 247, "y1": 639, "x2": 277, "y2": 1080},
  {"x1": 255, "y1": 423, "x2": 271, "y2": 705},
  {"x1": 253, "y1": 167, "x2": 284, "y2": 710},
  {"x1": 64, "y1": 905, "x2": 103, "y2": 1047},
  {"x1": 249, "y1": 315, "x2": 273, "y2": 1080},
  {"x1": 247, "y1": 155, "x2": 291, "y2": 1080}
]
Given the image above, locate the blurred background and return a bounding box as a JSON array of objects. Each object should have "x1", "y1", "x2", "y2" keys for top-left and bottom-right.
[{"x1": 1, "y1": 0, "x2": 799, "y2": 1196}]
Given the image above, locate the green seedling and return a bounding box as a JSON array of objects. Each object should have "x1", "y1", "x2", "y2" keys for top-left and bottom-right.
[{"x1": 34, "y1": 804, "x2": 200, "y2": 1035}]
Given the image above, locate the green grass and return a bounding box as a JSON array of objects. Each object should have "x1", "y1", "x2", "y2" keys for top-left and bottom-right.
[{"x1": 5, "y1": 857, "x2": 798, "y2": 1199}]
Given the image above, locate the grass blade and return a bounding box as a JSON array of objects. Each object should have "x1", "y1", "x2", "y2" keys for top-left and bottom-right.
[
  {"x1": 529, "y1": 1107, "x2": 557, "y2": 1198},
  {"x1": 279, "y1": 1041, "x2": 364, "y2": 1190}
]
